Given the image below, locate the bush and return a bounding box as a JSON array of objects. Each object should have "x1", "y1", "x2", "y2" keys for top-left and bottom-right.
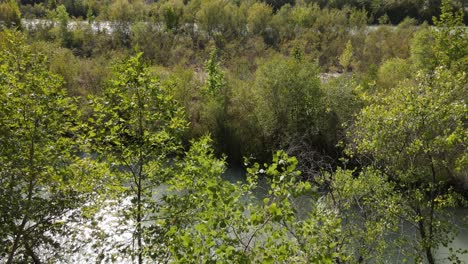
[
  {"x1": 0, "y1": 0, "x2": 21, "y2": 29},
  {"x1": 19, "y1": 3, "x2": 47, "y2": 19},
  {"x1": 253, "y1": 55, "x2": 324, "y2": 152},
  {"x1": 376, "y1": 58, "x2": 412, "y2": 90}
]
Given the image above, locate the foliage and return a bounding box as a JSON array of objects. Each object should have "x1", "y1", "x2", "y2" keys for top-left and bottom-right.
[
  {"x1": 203, "y1": 49, "x2": 224, "y2": 94},
  {"x1": 48, "y1": 47, "x2": 79, "y2": 93},
  {"x1": 349, "y1": 60, "x2": 467, "y2": 264},
  {"x1": 358, "y1": 20, "x2": 418, "y2": 71},
  {"x1": 198, "y1": 49, "x2": 232, "y2": 155},
  {"x1": 2, "y1": 0, "x2": 467, "y2": 262},
  {"x1": 339, "y1": 40, "x2": 354, "y2": 72},
  {"x1": 19, "y1": 3, "x2": 47, "y2": 19},
  {"x1": 223, "y1": 75, "x2": 265, "y2": 162},
  {"x1": 160, "y1": 0, "x2": 184, "y2": 32},
  {"x1": 348, "y1": 4, "x2": 468, "y2": 262},
  {"x1": 195, "y1": 0, "x2": 240, "y2": 43},
  {"x1": 0, "y1": 0, "x2": 21, "y2": 28},
  {"x1": 108, "y1": 0, "x2": 145, "y2": 22},
  {"x1": 0, "y1": 30, "x2": 97, "y2": 263},
  {"x1": 410, "y1": 26, "x2": 436, "y2": 71},
  {"x1": 319, "y1": 168, "x2": 407, "y2": 263},
  {"x1": 86, "y1": 53, "x2": 187, "y2": 262},
  {"x1": 131, "y1": 22, "x2": 176, "y2": 65},
  {"x1": 321, "y1": 74, "x2": 362, "y2": 137},
  {"x1": 264, "y1": 0, "x2": 294, "y2": 12},
  {"x1": 352, "y1": 66, "x2": 467, "y2": 184},
  {"x1": 161, "y1": 65, "x2": 203, "y2": 139},
  {"x1": 53, "y1": 5, "x2": 72, "y2": 47},
  {"x1": 106, "y1": 0, "x2": 147, "y2": 47},
  {"x1": 432, "y1": 0, "x2": 467, "y2": 71},
  {"x1": 162, "y1": 147, "x2": 346, "y2": 263},
  {"x1": 254, "y1": 55, "x2": 324, "y2": 151},
  {"x1": 247, "y1": 2, "x2": 272, "y2": 35},
  {"x1": 376, "y1": 57, "x2": 412, "y2": 91}
]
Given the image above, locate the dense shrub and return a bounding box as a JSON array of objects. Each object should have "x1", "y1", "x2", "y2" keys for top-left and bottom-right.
[{"x1": 0, "y1": 0, "x2": 21, "y2": 28}]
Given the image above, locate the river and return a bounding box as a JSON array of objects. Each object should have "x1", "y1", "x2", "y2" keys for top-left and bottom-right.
[
  {"x1": 20, "y1": 18, "x2": 392, "y2": 35},
  {"x1": 223, "y1": 166, "x2": 468, "y2": 264},
  {"x1": 45, "y1": 166, "x2": 467, "y2": 263}
]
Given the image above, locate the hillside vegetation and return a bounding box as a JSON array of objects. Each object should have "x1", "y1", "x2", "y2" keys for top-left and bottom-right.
[{"x1": 0, "y1": 0, "x2": 467, "y2": 263}]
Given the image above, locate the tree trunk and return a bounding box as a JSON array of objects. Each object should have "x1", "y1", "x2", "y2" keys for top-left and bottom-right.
[
  {"x1": 426, "y1": 247, "x2": 435, "y2": 264},
  {"x1": 25, "y1": 242, "x2": 42, "y2": 264},
  {"x1": 6, "y1": 233, "x2": 21, "y2": 264},
  {"x1": 417, "y1": 207, "x2": 435, "y2": 264},
  {"x1": 425, "y1": 157, "x2": 437, "y2": 264},
  {"x1": 137, "y1": 178, "x2": 142, "y2": 264},
  {"x1": 8, "y1": 122, "x2": 38, "y2": 264}
]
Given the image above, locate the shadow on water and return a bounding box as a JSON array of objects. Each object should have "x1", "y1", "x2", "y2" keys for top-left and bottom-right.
[{"x1": 222, "y1": 165, "x2": 270, "y2": 199}]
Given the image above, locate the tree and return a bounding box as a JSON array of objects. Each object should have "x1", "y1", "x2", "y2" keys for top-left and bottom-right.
[
  {"x1": 159, "y1": 0, "x2": 184, "y2": 32},
  {"x1": 339, "y1": 40, "x2": 354, "y2": 72},
  {"x1": 348, "y1": 3, "x2": 467, "y2": 262},
  {"x1": 54, "y1": 5, "x2": 72, "y2": 47},
  {"x1": 263, "y1": 0, "x2": 294, "y2": 12},
  {"x1": 84, "y1": 54, "x2": 345, "y2": 263},
  {"x1": 196, "y1": 49, "x2": 232, "y2": 156},
  {"x1": 348, "y1": 54, "x2": 467, "y2": 264},
  {"x1": 195, "y1": 0, "x2": 239, "y2": 44},
  {"x1": 247, "y1": 2, "x2": 272, "y2": 35},
  {"x1": 410, "y1": 26, "x2": 436, "y2": 71},
  {"x1": 0, "y1": 30, "x2": 96, "y2": 263},
  {"x1": 410, "y1": 1, "x2": 467, "y2": 73},
  {"x1": 253, "y1": 55, "x2": 325, "y2": 153},
  {"x1": 0, "y1": 0, "x2": 21, "y2": 29},
  {"x1": 204, "y1": 49, "x2": 225, "y2": 96},
  {"x1": 107, "y1": 0, "x2": 146, "y2": 47},
  {"x1": 86, "y1": 52, "x2": 187, "y2": 263},
  {"x1": 376, "y1": 57, "x2": 412, "y2": 90},
  {"x1": 131, "y1": 21, "x2": 176, "y2": 65},
  {"x1": 162, "y1": 147, "x2": 345, "y2": 262},
  {"x1": 432, "y1": 0, "x2": 467, "y2": 72},
  {"x1": 318, "y1": 168, "x2": 408, "y2": 263}
]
